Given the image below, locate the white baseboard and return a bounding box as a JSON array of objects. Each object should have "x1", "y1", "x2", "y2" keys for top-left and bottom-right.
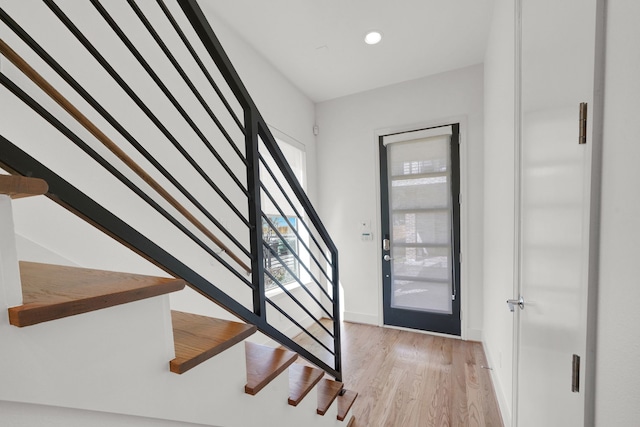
[
  {"x1": 465, "y1": 328, "x2": 483, "y2": 341},
  {"x1": 482, "y1": 340, "x2": 512, "y2": 426},
  {"x1": 342, "y1": 311, "x2": 379, "y2": 325}
]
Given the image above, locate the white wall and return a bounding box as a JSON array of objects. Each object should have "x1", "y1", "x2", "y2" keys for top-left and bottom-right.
[
  {"x1": 0, "y1": 401, "x2": 212, "y2": 427},
  {"x1": 315, "y1": 65, "x2": 485, "y2": 337},
  {"x1": 482, "y1": 0, "x2": 515, "y2": 422},
  {"x1": 594, "y1": 0, "x2": 640, "y2": 424},
  {"x1": 200, "y1": 7, "x2": 319, "y2": 205}
]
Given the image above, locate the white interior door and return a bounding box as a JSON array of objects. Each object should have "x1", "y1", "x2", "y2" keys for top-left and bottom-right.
[{"x1": 514, "y1": 0, "x2": 600, "y2": 425}]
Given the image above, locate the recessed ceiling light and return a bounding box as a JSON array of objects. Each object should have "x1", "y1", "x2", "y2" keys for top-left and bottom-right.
[{"x1": 364, "y1": 31, "x2": 382, "y2": 45}]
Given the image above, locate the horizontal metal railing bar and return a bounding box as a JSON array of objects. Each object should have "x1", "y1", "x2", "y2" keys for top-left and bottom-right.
[
  {"x1": 262, "y1": 213, "x2": 331, "y2": 302},
  {"x1": 91, "y1": 0, "x2": 248, "y2": 196},
  {"x1": 127, "y1": 0, "x2": 248, "y2": 177},
  {"x1": 263, "y1": 266, "x2": 333, "y2": 341},
  {"x1": 263, "y1": 242, "x2": 333, "y2": 321},
  {"x1": 0, "y1": 37, "x2": 251, "y2": 274},
  {"x1": 0, "y1": 9, "x2": 251, "y2": 260},
  {"x1": 42, "y1": 0, "x2": 251, "y2": 230},
  {"x1": 0, "y1": 72, "x2": 253, "y2": 289},
  {"x1": 258, "y1": 153, "x2": 332, "y2": 266},
  {"x1": 264, "y1": 292, "x2": 335, "y2": 357},
  {"x1": 155, "y1": 0, "x2": 245, "y2": 139},
  {"x1": 260, "y1": 181, "x2": 332, "y2": 287}
]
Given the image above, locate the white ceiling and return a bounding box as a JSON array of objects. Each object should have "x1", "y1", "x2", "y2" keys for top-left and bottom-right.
[{"x1": 200, "y1": 1, "x2": 494, "y2": 103}]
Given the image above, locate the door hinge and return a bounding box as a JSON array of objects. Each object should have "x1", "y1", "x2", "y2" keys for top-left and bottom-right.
[
  {"x1": 579, "y1": 102, "x2": 587, "y2": 144},
  {"x1": 572, "y1": 354, "x2": 580, "y2": 392}
]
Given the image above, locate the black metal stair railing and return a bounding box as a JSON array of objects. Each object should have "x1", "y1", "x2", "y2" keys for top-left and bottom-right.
[{"x1": 0, "y1": 0, "x2": 341, "y2": 380}]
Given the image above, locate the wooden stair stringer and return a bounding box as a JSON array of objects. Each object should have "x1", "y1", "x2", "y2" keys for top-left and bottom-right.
[
  {"x1": 8, "y1": 261, "x2": 186, "y2": 326},
  {"x1": 170, "y1": 310, "x2": 257, "y2": 374},
  {"x1": 245, "y1": 341, "x2": 298, "y2": 395}
]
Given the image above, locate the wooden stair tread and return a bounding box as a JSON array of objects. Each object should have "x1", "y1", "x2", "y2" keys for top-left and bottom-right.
[
  {"x1": 317, "y1": 378, "x2": 343, "y2": 416},
  {"x1": 245, "y1": 341, "x2": 297, "y2": 395},
  {"x1": 170, "y1": 310, "x2": 256, "y2": 374},
  {"x1": 288, "y1": 363, "x2": 324, "y2": 406},
  {"x1": 337, "y1": 389, "x2": 358, "y2": 421},
  {"x1": 0, "y1": 175, "x2": 48, "y2": 199},
  {"x1": 9, "y1": 261, "x2": 186, "y2": 327}
]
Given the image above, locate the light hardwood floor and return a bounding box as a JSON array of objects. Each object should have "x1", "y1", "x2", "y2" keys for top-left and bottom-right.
[{"x1": 297, "y1": 321, "x2": 504, "y2": 427}]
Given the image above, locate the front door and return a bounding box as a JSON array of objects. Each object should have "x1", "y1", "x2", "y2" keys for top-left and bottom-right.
[
  {"x1": 379, "y1": 124, "x2": 461, "y2": 336},
  {"x1": 514, "y1": 0, "x2": 600, "y2": 424}
]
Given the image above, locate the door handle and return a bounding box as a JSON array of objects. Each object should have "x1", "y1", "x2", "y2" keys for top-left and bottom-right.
[
  {"x1": 383, "y1": 254, "x2": 393, "y2": 261},
  {"x1": 507, "y1": 297, "x2": 524, "y2": 312}
]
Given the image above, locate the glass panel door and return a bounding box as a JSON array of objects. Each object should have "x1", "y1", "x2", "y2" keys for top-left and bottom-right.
[{"x1": 380, "y1": 124, "x2": 461, "y2": 335}]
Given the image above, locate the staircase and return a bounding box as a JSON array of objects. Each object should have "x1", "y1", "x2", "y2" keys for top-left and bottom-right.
[
  {"x1": 0, "y1": 0, "x2": 357, "y2": 424},
  {"x1": 0, "y1": 176, "x2": 357, "y2": 426}
]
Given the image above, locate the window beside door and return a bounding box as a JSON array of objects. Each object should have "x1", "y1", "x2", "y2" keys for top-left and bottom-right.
[{"x1": 260, "y1": 136, "x2": 308, "y2": 293}]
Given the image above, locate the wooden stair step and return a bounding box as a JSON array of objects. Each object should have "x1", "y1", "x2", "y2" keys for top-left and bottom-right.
[
  {"x1": 170, "y1": 310, "x2": 256, "y2": 374},
  {"x1": 0, "y1": 174, "x2": 48, "y2": 199},
  {"x1": 288, "y1": 363, "x2": 324, "y2": 406},
  {"x1": 9, "y1": 261, "x2": 185, "y2": 327},
  {"x1": 337, "y1": 389, "x2": 358, "y2": 421},
  {"x1": 317, "y1": 378, "x2": 343, "y2": 416},
  {"x1": 245, "y1": 341, "x2": 297, "y2": 395}
]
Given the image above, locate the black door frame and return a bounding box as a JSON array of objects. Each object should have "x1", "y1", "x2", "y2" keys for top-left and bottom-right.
[{"x1": 379, "y1": 123, "x2": 461, "y2": 336}]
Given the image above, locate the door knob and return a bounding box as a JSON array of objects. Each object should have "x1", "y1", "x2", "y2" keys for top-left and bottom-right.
[
  {"x1": 507, "y1": 297, "x2": 524, "y2": 312},
  {"x1": 383, "y1": 254, "x2": 393, "y2": 261}
]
